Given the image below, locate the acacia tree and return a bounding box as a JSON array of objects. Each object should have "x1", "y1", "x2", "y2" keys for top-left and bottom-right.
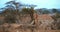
[
  {"x1": 2, "y1": 0, "x2": 26, "y2": 23},
  {"x1": 52, "y1": 9, "x2": 58, "y2": 13},
  {"x1": 21, "y1": 6, "x2": 36, "y2": 24},
  {"x1": 5, "y1": 0, "x2": 20, "y2": 14}
]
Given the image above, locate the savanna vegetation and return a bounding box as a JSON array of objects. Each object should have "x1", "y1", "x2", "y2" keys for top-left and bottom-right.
[{"x1": 0, "y1": 0, "x2": 60, "y2": 32}]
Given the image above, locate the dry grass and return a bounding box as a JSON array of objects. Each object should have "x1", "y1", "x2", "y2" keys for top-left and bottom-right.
[
  {"x1": 0, "y1": 23, "x2": 60, "y2": 32},
  {"x1": 0, "y1": 14, "x2": 60, "y2": 32}
]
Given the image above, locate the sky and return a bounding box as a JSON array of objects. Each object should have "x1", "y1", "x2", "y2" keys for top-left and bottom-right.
[{"x1": 0, "y1": 0, "x2": 60, "y2": 9}]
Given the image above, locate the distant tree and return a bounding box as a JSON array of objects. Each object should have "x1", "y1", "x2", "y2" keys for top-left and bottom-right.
[
  {"x1": 52, "y1": 9, "x2": 58, "y2": 13},
  {"x1": 42, "y1": 10, "x2": 50, "y2": 14}
]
